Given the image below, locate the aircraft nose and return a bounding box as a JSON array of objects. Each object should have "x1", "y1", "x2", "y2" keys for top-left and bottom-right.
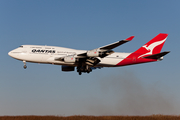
[
  {"x1": 8, "y1": 50, "x2": 16, "y2": 58},
  {"x1": 8, "y1": 51, "x2": 12, "y2": 57}
]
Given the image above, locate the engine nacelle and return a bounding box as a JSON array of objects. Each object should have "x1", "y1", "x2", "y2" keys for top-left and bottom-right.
[
  {"x1": 87, "y1": 50, "x2": 99, "y2": 57},
  {"x1": 64, "y1": 56, "x2": 76, "y2": 63},
  {"x1": 62, "y1": 66, "x2": 75, "y2": 71}
]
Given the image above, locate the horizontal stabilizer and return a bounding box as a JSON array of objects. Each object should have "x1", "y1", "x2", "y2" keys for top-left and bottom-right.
[{"x1": 143, "y1": 51, "x2": 170, "y2": 59}]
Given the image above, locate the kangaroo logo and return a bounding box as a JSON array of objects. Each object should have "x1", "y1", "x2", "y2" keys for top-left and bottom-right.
[{"x1": 138, "y1": 39, "x2": 166, "y2": 58}]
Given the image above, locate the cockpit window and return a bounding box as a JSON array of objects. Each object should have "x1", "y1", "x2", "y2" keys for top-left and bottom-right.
[{"x1": 19, "y1": 46, "x2": 23, "y2": 48}]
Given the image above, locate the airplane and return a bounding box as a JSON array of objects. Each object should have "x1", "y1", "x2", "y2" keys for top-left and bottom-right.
[{"x1": 8, "y1": 33, "x2": 170, "y2": 75}]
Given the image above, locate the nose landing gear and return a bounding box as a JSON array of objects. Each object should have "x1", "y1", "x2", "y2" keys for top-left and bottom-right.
[{"x1": 23, "y1": 61, "x2": 27, "y2": 69}]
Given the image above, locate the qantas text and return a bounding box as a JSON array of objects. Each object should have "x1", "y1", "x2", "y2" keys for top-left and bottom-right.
[{"x1": 32, "y1": 49, "x2": 56, "y2": 53}]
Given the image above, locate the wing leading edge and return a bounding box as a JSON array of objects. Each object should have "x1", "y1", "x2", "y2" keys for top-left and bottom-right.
[
  {"x1": 99, "y1": 36, "x2": 134, "y2": 50},
  {"x1": 77, "y1": 36, "x2": 135, "y2": 58}
]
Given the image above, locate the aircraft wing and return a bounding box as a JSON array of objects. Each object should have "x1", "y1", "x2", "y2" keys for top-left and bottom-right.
[
  {"x1": 77, "y1": 36, "x2": 134, "y2": 58},
  {"x1": 55, "y1": 36, "x2": 134, "y2": 67},
  {"x1": 99, "y1": 36, "x2": 134, "y2": 50}
]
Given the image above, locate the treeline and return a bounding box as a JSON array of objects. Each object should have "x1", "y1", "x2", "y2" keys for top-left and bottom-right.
[{"x1": 0, "y1": 115, "x2": 180, "y2": 120}]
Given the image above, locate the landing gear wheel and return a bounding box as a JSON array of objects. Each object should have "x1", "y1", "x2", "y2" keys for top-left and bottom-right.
[
  {"x1": 23, "y1": 65, "x2": 27, "y2": 69},
  {"x1": 23, "y1": 61, "x2": 27, "y2": 69},
  {"x1": 79, "y1": 71, "x2": 82, "y2": 75},
  {"x1": 87, "y1": 68, "x2": 92, "y2": 74}
]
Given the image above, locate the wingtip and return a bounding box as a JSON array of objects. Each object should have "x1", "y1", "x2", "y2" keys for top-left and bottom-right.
[{"x1": 125, "y1": 36, "x2": 135, "y2": 41}]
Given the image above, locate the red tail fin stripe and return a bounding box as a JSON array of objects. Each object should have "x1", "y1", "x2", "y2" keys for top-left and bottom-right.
[
  {"x1": 142, "y1": 33, "x2": 168, "y2": 46},
  {"x1": 116, "y1": 33, "x2": 168, "y2": 66},
  {"x1": 134, "y1": 33, "x2": 168, "y2": 55},
  {"x1": 137, "y1": 38, "x2": 166, "y2": 58}
]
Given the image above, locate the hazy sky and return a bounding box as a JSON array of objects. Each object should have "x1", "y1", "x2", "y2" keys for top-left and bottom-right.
[{"x1": 0, "y1": 0, "x2": 180, "y2": 116}]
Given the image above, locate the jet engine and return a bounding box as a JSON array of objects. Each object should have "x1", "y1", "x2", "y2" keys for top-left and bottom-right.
[
  {"x1": 87, "y1": 50, "x2": 99, "y2": 57},
  {"x1": 62, "y1": 65, "x2": 75, "y2": 71},
  {"x1": 64, "y1": 56, "x2": 76, "y2": 63},
  {"x1": 86, "y1": 50, "x2": 114, "y2": 58}
]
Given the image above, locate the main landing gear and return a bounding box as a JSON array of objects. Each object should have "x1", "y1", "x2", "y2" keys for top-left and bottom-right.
[
  {"x1": 77, "y1": 65, "x2": 92, "y2": 75},
  {"x1": 23, "y1": 61, "x2": 27, "y2": 69}
]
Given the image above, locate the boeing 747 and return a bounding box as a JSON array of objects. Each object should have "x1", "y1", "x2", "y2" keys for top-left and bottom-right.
[{"x1": 8, "y1": 33, "x2": 170, "y2": 75}]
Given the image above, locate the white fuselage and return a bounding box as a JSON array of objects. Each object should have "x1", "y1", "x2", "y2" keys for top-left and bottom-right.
[
  {"x1": 8, "y1": 45, "x2": 131, "y2": 67},
  {"x1": 8, "y1": 34, "x2": 169, "y2": 75}
]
